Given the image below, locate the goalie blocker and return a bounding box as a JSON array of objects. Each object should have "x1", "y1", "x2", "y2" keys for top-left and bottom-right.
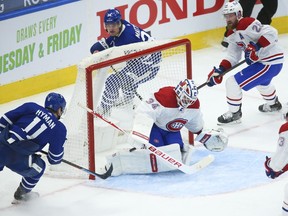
[{"x1": 103, "y1": 128, "x2": 228, "y2": 176}]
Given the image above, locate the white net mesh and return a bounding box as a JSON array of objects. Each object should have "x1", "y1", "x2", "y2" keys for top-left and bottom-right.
[{"x1": 46, "y1": 39, "x2": 192, "y2": 178}]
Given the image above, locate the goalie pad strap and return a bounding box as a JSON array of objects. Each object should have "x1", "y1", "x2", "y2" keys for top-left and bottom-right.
[{"x1": 150, "y1": 154, "x2": 158, "y2": 172}]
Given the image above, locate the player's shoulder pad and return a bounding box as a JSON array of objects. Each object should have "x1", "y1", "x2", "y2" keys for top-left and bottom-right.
[
  {"x1": 22, "y1": 102, "x2": 42, "y2": 111},
  {"x1": 58, "y1": 121, "x2": 67, "y2": 131},
  {"x1": 279, "y1": 122, "x2": 288, "y2": 134},
  {"x1": 23, "y1": 102, "x2": 38, "y2": 106},
  {"x1": 154, "y1": 86, "x2": 178, "y2": 108},
  {"x1": 122, "y1": 19, "x2": 130, "y2": 26},
  {"x1": 236, "y1": 17, "x2": 255, "y2": 31}
]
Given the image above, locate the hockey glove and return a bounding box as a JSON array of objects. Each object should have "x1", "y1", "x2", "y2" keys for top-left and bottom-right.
[
  {"x1": 264, "y1": 156, "x2": 288, "y2": 179},
  {"x1": 244, "y1": 42, "x2": 260, "y2": 65},
  {"x1": 90, "y1": 38, "x2": 109, "y2": 54},
  {"x1": 207, "y1": 66, "x2": 225, "y2": 87}
]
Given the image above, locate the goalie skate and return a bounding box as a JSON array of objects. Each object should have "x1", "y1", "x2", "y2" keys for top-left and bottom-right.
[{"x1": 217, "y1": 109, "x2": 242, "y2": 125}]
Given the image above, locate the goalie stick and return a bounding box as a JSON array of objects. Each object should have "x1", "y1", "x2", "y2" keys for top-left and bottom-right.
[
  {"x1": 197, "y1": 59, "x2": 246, "y2": 90},
  {"x1": 40, "y1": 150, "x2": 113, "y2": 180},
  {"x1": 78, "y1": 103, "x2": 215, "y2": 174}
]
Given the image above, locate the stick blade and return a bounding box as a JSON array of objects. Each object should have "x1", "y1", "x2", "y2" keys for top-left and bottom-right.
[
  {"x1": 184, "y1": 154, "x2": 215, "y2": 174},
  {"x1": 95, "y1": 163, "x2": 113, "y2": 180}
]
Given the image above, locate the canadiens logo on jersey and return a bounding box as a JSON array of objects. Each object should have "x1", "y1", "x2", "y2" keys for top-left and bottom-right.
[{"x1": 166, "y1": 118, "x2": 188, "y2": 132}]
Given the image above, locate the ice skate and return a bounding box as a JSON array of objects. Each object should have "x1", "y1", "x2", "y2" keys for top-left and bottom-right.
[
  {"x1": 217, "y1": 109, "x2": 242, "y2": 125},
  {"x1": 11, "y1": 185, "x2": 39, "y2": 204},
  {"x1": 259, "y1": 97, "x2": 282, "y2": 112}
]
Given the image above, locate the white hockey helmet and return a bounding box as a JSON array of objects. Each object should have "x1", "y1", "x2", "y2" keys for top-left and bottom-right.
[
  {"x1": 174, "y1": 79, "x2": 198, "y2": 109},
  {"x1": 223, "y1": 1, "x2": 243, "y2": 19}
]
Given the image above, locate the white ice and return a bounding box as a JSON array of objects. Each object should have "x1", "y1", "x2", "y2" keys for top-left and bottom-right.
[{"x1": 0, "y1": 34, "x2": 288, "y2": 216}]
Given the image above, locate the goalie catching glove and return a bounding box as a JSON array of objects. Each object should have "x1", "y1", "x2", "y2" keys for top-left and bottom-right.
[{"x1": 195, "y1": 128, "x2": 228, "y2": 152}]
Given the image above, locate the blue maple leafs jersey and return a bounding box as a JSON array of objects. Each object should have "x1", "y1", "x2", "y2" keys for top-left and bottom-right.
[
  {"x1": 90, "y1": 20, "x2": 153, "y2": 53},
  {"x1": 0, "y1": 102, "x2": 67, "y2": 164}
]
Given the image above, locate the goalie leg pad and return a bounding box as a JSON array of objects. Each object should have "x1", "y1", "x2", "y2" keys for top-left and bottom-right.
[
  {"x1": 106, "y1": 152, "x2": 123, "y2": 176},
  {"x1": 106, "y1": 144, "x2": 182, "y2": 176}
]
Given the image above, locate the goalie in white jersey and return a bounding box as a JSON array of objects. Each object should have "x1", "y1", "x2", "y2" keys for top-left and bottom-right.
[
  {"x1": 105, "y1": 79, "x2": 228, "y2": 176},
  {"x1": 207, "y1": 1, "x2": 284, "y2": 124},
  {"x1": 138, "y1": 79, "x2": 203, "y2": 149},
  {"x1": 264, "y1": 106, "x2": 288, "y2": 215}
]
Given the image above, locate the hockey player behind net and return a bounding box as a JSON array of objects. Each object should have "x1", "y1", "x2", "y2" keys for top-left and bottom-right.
[
  {"x1": 90, "y1": 8, "x2": 162, "y2": 116},
  {"x1": 103, "y1": 79, "x2": 228, "y2": 176},
  {"x1": 264, "y1": 104, "x2": 288, "y2": 216},
  {"x1": 207, "y1": 1, "x2": 284, "y2": 125}
]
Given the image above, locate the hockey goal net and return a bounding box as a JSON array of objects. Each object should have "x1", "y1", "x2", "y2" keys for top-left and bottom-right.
[{"x1": 48, "y1": 39, "x2": 192, "y2": 179}]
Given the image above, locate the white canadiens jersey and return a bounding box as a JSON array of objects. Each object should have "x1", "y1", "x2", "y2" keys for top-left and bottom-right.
[
  {"x1": 225, "y1": 17, "x2": 284, "y2": 66},
  {"x1": 136, "y1": 86, "x2": 204, "y2": 134},
  {"x1": 270, "y1": 122, "x2": 288, "y2": 171}
]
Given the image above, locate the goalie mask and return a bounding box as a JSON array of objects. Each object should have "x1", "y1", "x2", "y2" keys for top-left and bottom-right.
[
  {"x1": 195, "y1": 128, "x2": 228, "y2": 152},
  {"x1": 174, "y1": 79, "x2": 198, "y2": 109}
]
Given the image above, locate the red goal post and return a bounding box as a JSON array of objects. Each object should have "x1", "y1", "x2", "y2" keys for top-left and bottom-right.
[{"x1": 62, "y1": 39, "x2": 194, "y2": 179}]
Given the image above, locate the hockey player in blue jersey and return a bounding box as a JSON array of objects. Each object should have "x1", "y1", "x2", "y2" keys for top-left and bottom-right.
[
  {"x1": 0, "y1": 92, "x2": 67, "y2": 203},
  {"x1": 90, "y1": 8, "x2": 162, "y2": 116}
]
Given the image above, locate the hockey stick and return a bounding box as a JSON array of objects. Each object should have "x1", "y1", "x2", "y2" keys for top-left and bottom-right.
[
  {"x1": 78, "y1": 103, "x2": 215, "y2": 174},
  {"x1": 197, "y1": 59, "x2": 246, "y2": 90},
  {"x1": 40, "y1": 150, "x2": 113, "y2": 180}
]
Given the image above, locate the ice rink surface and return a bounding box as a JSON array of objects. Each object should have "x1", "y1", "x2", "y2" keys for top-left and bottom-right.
[{"x1": 0, "y1": 34, "x2": 287, "y2": 216}]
